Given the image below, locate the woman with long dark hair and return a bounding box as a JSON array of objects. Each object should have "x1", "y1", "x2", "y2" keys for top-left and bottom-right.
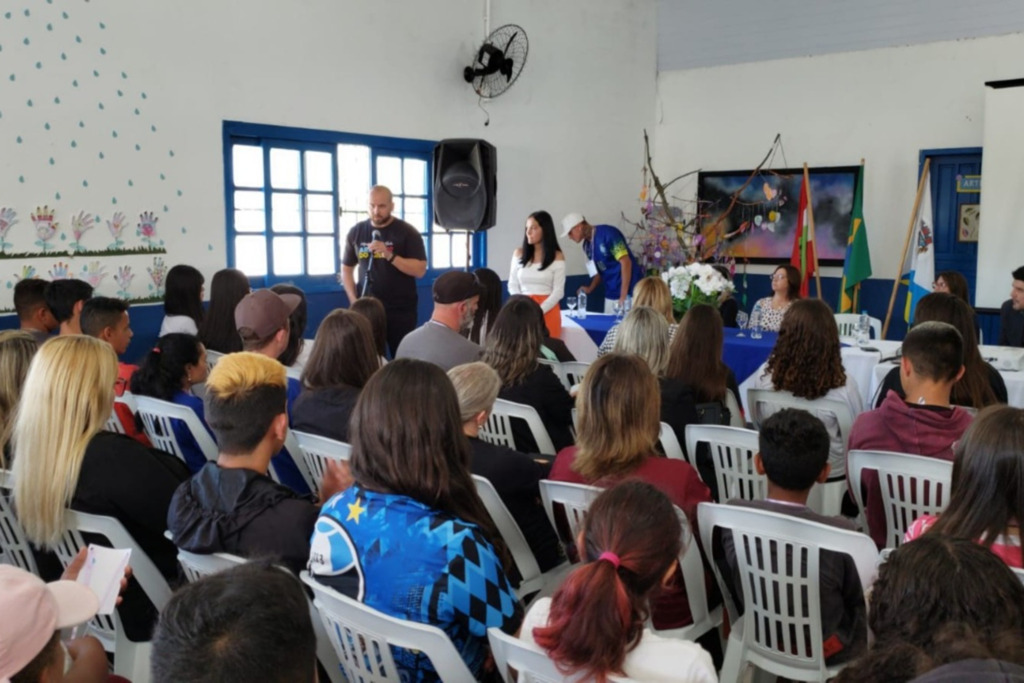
[
  {"x1": 508, "y1": 210, "x2": 566, "y2": 338},
  {"x1": 349, "y1": 296, "x2": 388, "y2": 363},
  {"x1": 749, "y1": 263, "x2": 800, "y2": 332},
  {"x1": 469, "y1": 267, "x2": 502, "y2": 345},
  {"x1": 309, "y1": 358, "x2": 522, "y2": 680},
  {"x1": 522, "y1": 481, "x2": 716, "y2": 683},
  {"x1": 198, "y1": 268, "x2": 249, "y2": 353},
  {"x1": 159, "y1": 264, "x2": 205, "y2": 336}
]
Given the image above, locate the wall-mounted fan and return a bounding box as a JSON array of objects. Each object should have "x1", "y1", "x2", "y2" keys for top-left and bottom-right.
[{"x1": 463, "y1": 24, "x2": 528, "y2": 99}]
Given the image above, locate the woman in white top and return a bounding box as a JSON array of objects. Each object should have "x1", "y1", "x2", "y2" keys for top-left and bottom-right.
[
  {"x1": 750, "y1": 263, "x2": 801, "y2": 332},
  {"x1": 159, "y1": 264, "x2": 204, "y2": 337},
  {"x1": 521, "y1": 480, "x2": 716, "y2": 683},
  {"x1": 508, "y1": 210, "x2": 566, "y2": 338}
]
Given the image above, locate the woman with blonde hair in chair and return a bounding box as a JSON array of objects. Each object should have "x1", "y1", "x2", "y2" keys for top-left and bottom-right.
[{"x1": 598, "y1": 275, "x2": 677, "y2": 356}]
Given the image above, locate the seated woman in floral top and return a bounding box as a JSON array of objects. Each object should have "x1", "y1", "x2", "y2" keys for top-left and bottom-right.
[{"x1": 750, "y1": 264, "x2": 801, "y2": 331}]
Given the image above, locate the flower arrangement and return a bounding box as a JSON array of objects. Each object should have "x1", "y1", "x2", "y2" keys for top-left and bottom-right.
[{"x1": 661, "y1": 263, "x2": 734, "y2": 317}]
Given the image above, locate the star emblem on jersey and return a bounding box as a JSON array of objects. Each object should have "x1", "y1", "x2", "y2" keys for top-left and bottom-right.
[{"x1": 346, "y1": 497, "x2": 367, "y2": 523}]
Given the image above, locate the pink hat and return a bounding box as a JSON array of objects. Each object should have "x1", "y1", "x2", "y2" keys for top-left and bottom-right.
[{"x1": 0, "y1": 566, "x2": 99, "y2": 681}]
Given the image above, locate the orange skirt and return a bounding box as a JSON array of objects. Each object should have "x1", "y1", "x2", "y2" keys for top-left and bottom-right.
[{"x1": 530, "y1": 294, "x2": 562, "y2": 339}]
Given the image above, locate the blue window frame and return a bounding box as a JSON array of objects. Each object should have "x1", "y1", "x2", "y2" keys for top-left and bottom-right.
[{"x1": 223, "y1": 121, "x2": 486, "y2": 291}]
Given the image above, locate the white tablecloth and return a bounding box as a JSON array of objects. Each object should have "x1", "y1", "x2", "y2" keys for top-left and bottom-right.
[{"x1": 560, "y1": 313, "x2": 599, "y2": 362}]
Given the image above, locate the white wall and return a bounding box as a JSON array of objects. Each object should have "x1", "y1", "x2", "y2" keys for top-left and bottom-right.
[
  {"x1": 654, "y1": 32, "x2": 1024, "y2": 280},
  {"x1": 0, "y1": 0, "x2": 656, "y2": 307}
]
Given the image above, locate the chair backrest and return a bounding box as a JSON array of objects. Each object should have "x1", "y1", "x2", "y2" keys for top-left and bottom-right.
[
  {"x1": 472, "y1": 475, "x2": 545, "y2": 597},
  {"x1": 133, "y1": 395, "x2": 219, "y2": 466},
  {"x1": 685, "y1": 425, "x2": 764, "y2": 503},
  {"x1": 105, "y1": 395, "x2": 136, "y2": 434},
  {"x1": 488, "y1": 627, "x2": 636, "y2": 683},
  {"x1": 698, "y1": 502, "x2": 878, "y2": 680},
  {"x1": 747, "y1": 388, "x2": 855, "y2": 455},
  {"x1": 1014, "y1": 567, "x2": 1024, "y2": 587},
  {"x1": 724, "y1": 390, "x2": 745, "y2": 427},
  {"x1": 291, "y1": 430, "x2": 352, "y2": 492},
  {"x1": 300, "y1": 572, "x2": 475, "y2": 682},
  {"x1": 281, "y1": 429, "x2": 320, "y2": 494},
  {"x1": 205, "y1": 350, "x2": 225, "y2": 368},
  {"x1": 658, "y1": 422, "x2": 687, "y2": 463},
  {"x1": 0, "y1": 469, "x2": 38, "y2": 574},
  {"x1": 537, "y1": 358, "x2": 569, "y2": 391},
  {"x1": 561, "y1": 361, "x2": 591, "y2": 389},
  {"x1": 481, "y1": 399, "x2": 556, "y2": 455},
  {"x1": 537, "y1": 480, "x2": 602, "y2": 543},
  {"x1": 847, "y1": 450, "x2": 954, "y2": 550},
  {"x1": 176, "y1": 547, "x2": 247, "y2": 583},
  {"x1": 834, "y1": 313, "x2": 882, "y2": 340}
]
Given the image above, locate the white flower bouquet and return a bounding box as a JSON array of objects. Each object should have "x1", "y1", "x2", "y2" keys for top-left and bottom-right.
[{"x1": 661, "y1": 263, "x2": 735, "y2": 317}]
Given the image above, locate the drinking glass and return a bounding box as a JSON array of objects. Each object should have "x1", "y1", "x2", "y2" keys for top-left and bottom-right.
[
  {"x1": 566, "y1": 296, "x2": 577, "y2": 318},
  {"x1": 613, "y1": 300, "x2": 625, "y2": 319}
]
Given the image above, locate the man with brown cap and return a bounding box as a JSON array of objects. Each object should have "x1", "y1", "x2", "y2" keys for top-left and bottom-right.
[{"x1": 395, "y1": 271, "x2": 483, "y2": 371}]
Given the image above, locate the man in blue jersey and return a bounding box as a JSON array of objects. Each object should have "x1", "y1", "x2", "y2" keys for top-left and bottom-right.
[{"x1": 561, "y1": 212, "x2": 641, "y2": 311}]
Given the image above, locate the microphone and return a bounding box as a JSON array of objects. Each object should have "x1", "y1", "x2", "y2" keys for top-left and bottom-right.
[{"x1": 362, "y1": 229, "x2": 384, "y2": 298}]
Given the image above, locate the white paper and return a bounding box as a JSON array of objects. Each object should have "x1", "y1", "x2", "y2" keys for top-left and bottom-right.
[
  {"x1": 585, "y1": 259, "x2": 598, "y2": 278},
  {"x1": 77, "y1": 545, "x2": 131, "y2": 615}
]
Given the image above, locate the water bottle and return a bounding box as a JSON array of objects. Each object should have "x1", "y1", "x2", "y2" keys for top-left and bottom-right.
[
  {"x1": 750, "y1": 309, "x2": 762, "y2": 339},
  {"x1": 577, "y1": 291, "x2": 587, "y2": 320},
  {"x1": 856, "y1": 310, "x2": 870, "y2": 345}
]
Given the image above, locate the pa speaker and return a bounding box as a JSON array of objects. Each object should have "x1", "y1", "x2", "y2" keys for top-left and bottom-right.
[{"x1": 433, "y1": 139, "x2": 497, "y2": 231}]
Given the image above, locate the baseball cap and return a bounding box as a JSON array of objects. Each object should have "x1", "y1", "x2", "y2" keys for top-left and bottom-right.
[
  {"x1": 234, "y1": 289, "x2": 301, "y2": 338},
  {"x1": 433, "y1": 271, "x2": 483, "y2": 304},
  {"x1": 561, "y1": 212, "x2": 585, "y2": 237},
  {"x1": 0, "y1": 565, "x2": 99, "y2": 680}
]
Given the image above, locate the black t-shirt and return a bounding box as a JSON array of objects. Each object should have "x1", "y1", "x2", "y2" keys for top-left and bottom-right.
[{"x1": 342, "y1": 218, "x2": 426, "y2": 310}]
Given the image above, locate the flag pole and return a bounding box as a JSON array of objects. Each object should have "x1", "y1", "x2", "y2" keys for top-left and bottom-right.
[
  {"x1": 882, "y1": 157, "x2": 931, "y2": 339},
  {"x1": 803, "y1": 163, "x2": 823, "y2": 300},
  {"x1": 851, "y1": 158, "x2": 865, "y2": 312}
]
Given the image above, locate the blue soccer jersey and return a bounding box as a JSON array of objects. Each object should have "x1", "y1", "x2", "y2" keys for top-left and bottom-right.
[{"x1": 584, "y1": 224, "x2": 641, "y2": 298}]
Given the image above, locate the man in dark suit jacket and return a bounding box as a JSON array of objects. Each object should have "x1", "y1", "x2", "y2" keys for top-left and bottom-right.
[{"x1": 998, "y1": 265, "x2": 1024, "y2": 346}]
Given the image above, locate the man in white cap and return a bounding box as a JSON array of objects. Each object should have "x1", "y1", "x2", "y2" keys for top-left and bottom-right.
[{"x1": 561, "y1": 213, "x2": 641, "y2": 312}]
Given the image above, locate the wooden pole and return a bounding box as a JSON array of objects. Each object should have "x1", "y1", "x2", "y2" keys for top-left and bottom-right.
[
  {"x1": 882, "y1": 158, "x2": 931, "y2": 339},
  {"x1": 802, "y1": 164, "x2": 824, "y2": 300}
]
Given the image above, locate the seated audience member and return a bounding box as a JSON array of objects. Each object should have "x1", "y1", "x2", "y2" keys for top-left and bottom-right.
[
  {"x1": 292, "y1": 309, "x2": 379, "y2": 444},
  {"x1": 482, "y1": 296, "x2": 574, "y2": 452},
  {"x1": 469, "y1": 267, "x2": 502, "y2": 346},
  {"x1": 130, "y1": 334, "x2": 212, "y2": 472},
  {"x1": 0, "y1": 559, "x2": 108, "y2": 683},
  {"x1": 159, "y1": 264, "x2": 204, "y2": 337},
  {"x1": 750, "y1": 264, "x2": 800, "y2": 332},
  {"x1": 712, "y1": 264, "x2": 739, "y2": 328},
  {"x1": 933, "y1": 270, "x2": 970, "y2": 303},
  {"x1": 598, "y1": 275, "x2": 678, "y2": 356},
  {"x1": 0, "y1": 331, "x2": 37, "y2": 463},
  {"x1": 309, "y1": 359, "x2": 522, "y2": 680},
  {"x1": 876, "y1": 293, "x2": 1006, "y2": 408},
  {"x1": 850, "y1": 321, "x2": 973, "y2": 548},
  {"x1": 43, "y1": 278, "x2": 93, "y2": 335},
  {"x1": 395, "y1": 270, "x2": 483, "y2": 370},
  {"x1": 349, "y1": 295, "x2": 389, "y2": 364},
  {"x1": 550, "y1": 353, "x2": 711, "y2": 631},
  {"x1": 168, "y1": 353, "x2": 349, "y2": 574},
  {"x1": 835, "y1": 535, "x2": 1024, "y2": 683},
  {"x1": 998, "y1": 265, "x2": 1024, "y2": 347},
  {"x1": 521, "y1": 481, "x2": 716, "y2": 683},
  {"x1": 13, "y1": 278, "x2": 57, "y2": 345},
  {"x1": 448, "y1": 361, "x2": 563, "y2": 572},
  {"x1": 13, "y1": 336, "x2": 190, "y2": 641},
  {"x1": 198, "y1": 267, "x2": 249, "y2": 354},
  {"x1": 152, "y1": 561, "x2": 317, "y2": 683},
  {"x1": 613, "y1": 306, "x2": 699, "y2": 456},
  {"x1": 716, "y1": 408, "x2": 867, "y2": 665},
  {"x1": 903, "y1": 405, "x2": 1024, "y2": 568},
  {"x1": 270, "y1": 283, "x2": 309, "y2": 370},
  {"x1": 752, "y1": 298, "x2": 863, "y2": 482}
]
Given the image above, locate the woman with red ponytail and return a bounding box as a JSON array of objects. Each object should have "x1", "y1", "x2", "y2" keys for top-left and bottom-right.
[{"x1": 521, "y1": 481, "x2": 717, "y2": 682}]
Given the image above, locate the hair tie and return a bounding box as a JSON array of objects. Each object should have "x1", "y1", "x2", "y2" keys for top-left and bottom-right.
[
  {"x1": 152, "y1": 347, "x2": 161, "y2": 354},
  {"x1": 598, "y1": 551, "x2": 620, "y2": 569}
]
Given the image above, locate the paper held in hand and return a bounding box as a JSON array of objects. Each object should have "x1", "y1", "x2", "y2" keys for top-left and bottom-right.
[{"x1": 78, "y1": 545, "x2": 131, "y2": 615}]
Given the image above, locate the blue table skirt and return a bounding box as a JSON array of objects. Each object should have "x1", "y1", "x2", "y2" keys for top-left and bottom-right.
[{"x1": 569, "y1": 313, "x2": 776, "y2": 383}]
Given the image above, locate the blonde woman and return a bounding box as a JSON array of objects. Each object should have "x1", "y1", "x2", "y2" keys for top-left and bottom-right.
[
  {"x1": 13, "y1": 336, "x2": 190, "y2": 640},
  {"x1": 598, "y1": 276, "x2": 678, "y2": 356},
  {"x1": 0, "y1": 330, "x2": 37, "y2": 464}
]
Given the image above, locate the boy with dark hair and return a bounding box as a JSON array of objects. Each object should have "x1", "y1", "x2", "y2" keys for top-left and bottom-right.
[
  {"x1": 849, "y1": 321, "x2": 973, "y2": 547},
  {"x1": 42, "y1": 278, "x2": 93, "y2": 335},
  {"x1": 151, "y1": 561, "x2": 317, "y2": 683},
  {"x1": 717, "y1": 408, "x2": 867, "y2": 665},
  {"x1": 167, "y1": 352, "x2": 349, "y2": 573},
  {"x1": 13, "y1": 278, "x2": 57, "y2": 345}
]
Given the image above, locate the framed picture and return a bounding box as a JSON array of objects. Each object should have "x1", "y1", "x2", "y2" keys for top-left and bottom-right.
[
  {"x1": 697, "y1": 166, "x2": 859, "y2": 265},
  {"x1": 958, "y1": 203, "x2": 979, "y2": 242}
]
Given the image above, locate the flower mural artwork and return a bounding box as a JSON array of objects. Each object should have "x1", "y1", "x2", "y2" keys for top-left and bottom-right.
[
  {"x1": 107, "y1": 211, "x2": 127, "y2": 249},
  {"x1": 114, "y1": 266, "x2": 134, "y2": 299},
  {"x1": 147, "y1": 256, "x2": 167, "y2": 297},
  {"x1": 81, "y1": 261, "x2": 107, "y2": 288},
  {"x1": 137, "y1": 211, "x2": 159, "y2": 249},
  {"x1": 70, "y1": 211, "x2": 95, "y2": 253},
  {"x1": 48, "y1": 261, "x2": 70, "y2": 281},
  {"x1": 0, "y1": 208, "x2": 19, "y2": 253},
  {"x1": 31, "y1": 206, "x2": 60, "y2": 253},
  {"x1": 661, "y1": 262, "x2": 735, "y2": 318}
]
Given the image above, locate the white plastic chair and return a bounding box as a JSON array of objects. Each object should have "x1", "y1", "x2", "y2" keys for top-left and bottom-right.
[
  {"x1": 0, "y1": 469, "x2": 38, "y2": 574},
  {"x1": 537, "y1": 358, "x2": 569, "y2": 391},
  {"x1": 685, "y1": 425, "x2": 764, "y2": 503},
  {"x1": 699, "y1": 502, "x2": 878, "y2": 683},
  {"x1": 834, "y1": 313, "x2": 881, "y2": 340},
  {"x1": 133, "y1": 395, "x2": 219, "y2": 467},
  {"x1": 105, "y1": 395, "x2": 137, "y2": 435},
  {"x1": 488, "y1": 626, "x2": 641, "y2": 683},
  {"x1": 747, "y1": 389, "x2": 855, "y2": 516},
  {"x1": 281, "y1": 429, "x2": 320, "y2": 494},
  {"x1": 300, "y1": 572, "x2": 475, "y2": 682},
  {"x1": 847, "y1": 450, "x2": 953, "y2": 550},
  {"x1": 538, "y1": 480, "x2": 602, "y2": 543},
  {"x1": 54, "y1": 510, "x2": 172, "y2": 683},
  {"x1": 724, "y1": 390, "x2": 745, "y2": 428},
  {"x1": 291, "y1": 430, "x2": 352, "y2": 492},
  {"x1": 658, "y1": 422, "x2": 687, "y2": 462},
  {"x1": 481, "y1": 399, "x2": 557, "y2": 455},
  {"x1": 561, "y1": 361, "x2": 591, "y2": 388}
]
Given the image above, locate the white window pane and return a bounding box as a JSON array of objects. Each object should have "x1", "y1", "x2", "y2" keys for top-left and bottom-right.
[
  {"x1": 234, "y1": 191, "x2": 266, "y2": 233},
  {"x1": 232, "y1": 145, "x2": 264, "y2": 188},
  {"x1": 340, "y1": 211, "x2": 364, "y2": 233},
  {"x1": 404, "y1": 158, "x2": 427, "y2": 196},
  {"x1": 338, "y1": 144, "x2": 370, "y2": 211},
  {"x1": 236, "y1": 236, "x2": 267, "y2": 276},
  {"x1": 270, "y1": 148, "x2": 300, "y2": 189},
  {"x1": 235, "y1": 190, "x2": 265, "y2": 211},
  {"x1": 305, "y1": 151, "x2": 333, "y2": 192},
  {"x1": 271, "y1": 193, "x2": 302, "y2": 233},
  {"x1": 431, "y1": 234, "x2": 451, "y2": 269},
  {"x1": 307, "y1": 237, "x2": 335, "y2": 275},
  {"x1": 405, "y1": 197, "x2": 426, "y2": 232},
  {"x1": 273, "y1": 237, "x2": 304, "y2": 275},
  {"x1": 376, "y1": 156, "x2": 402, "y2": 193},
  {"x1": 393, "y1": 197, "x2": 403, "y2": 219},
  {"x1": 451, "y1": 230, "x2": 470, "y2": 268},
  {"x1": 306, "y1": 194, "x2": 335, "y2": 234}
]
